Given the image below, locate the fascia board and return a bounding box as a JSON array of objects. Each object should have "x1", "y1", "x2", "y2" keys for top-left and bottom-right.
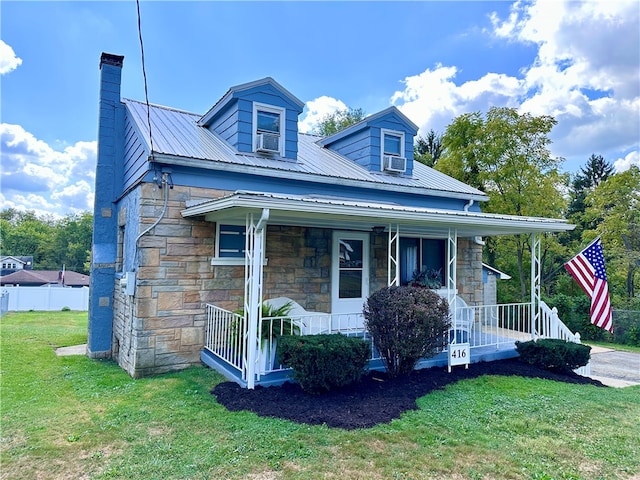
[
  {"x1": 182, "y1": 193, "x2": 574, "y2": 235},
  {"x1": 153, "y1": 152, "x2": 488, "y2": 203}
]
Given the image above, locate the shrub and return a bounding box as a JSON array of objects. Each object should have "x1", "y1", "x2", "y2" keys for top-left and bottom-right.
[
  {"x1": 363, "y1": 286, "x2": 450, "y2": 378},
  {"x1": 61, "y1": 306, "x2": 71, "y2": 312},
  {"x1": 278, "y1": 334, "x2": 370, "y2": 394},
  {"x1": 515, "y1": 339, "x2": 591, "y2": 373}
]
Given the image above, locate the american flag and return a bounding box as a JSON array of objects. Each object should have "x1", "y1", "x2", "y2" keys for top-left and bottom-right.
[{"x1": 564, "y1": 238, "x2": 613, "y2": 333}]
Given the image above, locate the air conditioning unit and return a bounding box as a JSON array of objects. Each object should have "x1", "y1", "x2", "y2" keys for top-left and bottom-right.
[
  {"x1": 256, "y1": 133, "x2": 280, "y2": 153},
  {"x1": 383, "y1": 155, "x2": 407, "y2": 173}
]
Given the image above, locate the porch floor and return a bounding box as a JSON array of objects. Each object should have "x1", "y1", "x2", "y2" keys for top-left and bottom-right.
[{"x1": 201, "y1": 334, "x2": 522, "y2": 388}]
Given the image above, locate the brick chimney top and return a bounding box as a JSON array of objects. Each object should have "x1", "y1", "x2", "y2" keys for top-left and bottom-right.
[{"x1": 100, "y1": 52, "x2": 124, "y2": 69}]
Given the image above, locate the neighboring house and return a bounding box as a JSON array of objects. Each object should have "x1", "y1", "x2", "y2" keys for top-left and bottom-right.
[
  {"x1": 482, "y1": 263, "x2": 511, "y2": 307},
  {"x1": 89, "y1": 53, "x2": 578, "y2": 387},
  {"x1": 0, "y1": 269, "x2": 90, "y2": 288},
  {"x1": 0, "y1": 256, "x2": 33, "y2": 276}
]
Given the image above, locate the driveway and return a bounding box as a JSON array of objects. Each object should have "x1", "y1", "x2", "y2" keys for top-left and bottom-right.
[{"x1": 588, "y1": 346, "x2": 640, "y2": 387}]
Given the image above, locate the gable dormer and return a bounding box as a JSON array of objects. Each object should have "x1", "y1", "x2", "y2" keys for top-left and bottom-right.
[
  {"x1": 317, "y1": 107, "x2": 419, "y2": 176},
  {"x1": 197, "y1": 77, "x2": 304, "y2": 161}
]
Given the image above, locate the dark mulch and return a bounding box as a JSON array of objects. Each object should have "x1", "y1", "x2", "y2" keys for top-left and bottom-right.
[{"x1": 212, "y1": 358, "x2": 605, "y2": 430}]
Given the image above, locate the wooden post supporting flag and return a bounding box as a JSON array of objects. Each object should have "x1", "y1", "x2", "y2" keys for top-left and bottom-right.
[{"x1": 564, "y1": 238, "x2": 613, "y2": 333}]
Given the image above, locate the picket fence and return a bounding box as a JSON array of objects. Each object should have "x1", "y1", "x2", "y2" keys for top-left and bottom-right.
[{"x1": 1, "y1": 285, "x2": 89, "y2": 312}]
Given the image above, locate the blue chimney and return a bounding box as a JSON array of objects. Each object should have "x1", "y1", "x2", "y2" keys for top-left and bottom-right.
[{"x1": 88, "y1": 53, "x2": 124, "y2": 359}]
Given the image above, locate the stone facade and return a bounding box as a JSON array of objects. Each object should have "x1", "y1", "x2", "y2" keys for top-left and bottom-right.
[{"x1": 111, "y1": 182, "x2": 484, "y2": 377}]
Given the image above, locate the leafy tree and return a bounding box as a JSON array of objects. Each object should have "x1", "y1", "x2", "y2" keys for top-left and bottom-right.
[
  {"x1": 0, "y1": 209, "x2": 93, "y2": 275},
  {"x1": 438, "y1": 107, "x2": 567, "y2": 300},
  {"x1": 414, "y1": 129, "x2": 443, "y2": 167},
  {"x1": 312, "y1": 108, "x2": 365, "y2": 137}
]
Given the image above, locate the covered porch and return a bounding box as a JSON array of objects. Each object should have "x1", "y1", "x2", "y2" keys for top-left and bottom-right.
[{"x1": 182, "y1": 191, "x2": 578, "y2": 389}]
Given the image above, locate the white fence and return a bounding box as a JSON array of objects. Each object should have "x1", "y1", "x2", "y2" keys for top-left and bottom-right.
[{"x1": 1, "y1": 286, "x2": 89, "y2": 311}]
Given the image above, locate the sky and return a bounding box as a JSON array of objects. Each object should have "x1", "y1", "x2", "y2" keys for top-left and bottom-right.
[{"x1": 1, "y1": 0, "x2": 639, "y2": 218}]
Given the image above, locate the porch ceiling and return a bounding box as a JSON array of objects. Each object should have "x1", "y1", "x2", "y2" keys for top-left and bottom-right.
[{"x1": 181, "y1": 191, "x2": 575, "y2": 237}]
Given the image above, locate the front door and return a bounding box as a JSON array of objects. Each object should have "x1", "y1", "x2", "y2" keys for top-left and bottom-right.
[{"x1": 331, "y1": 232, "x2": 369, "y2": 327}]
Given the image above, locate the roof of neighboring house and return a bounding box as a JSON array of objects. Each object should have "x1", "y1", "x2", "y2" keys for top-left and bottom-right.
[
  {"x1": 0, "y1": 270, "x2": 90, "y2": 287},
  {"x1": 124, "y1": 99, "x2": 488, "y2": 202},
  {"x1": 482, "y1": 263, "x2": 512, "y2": 280},
  {"x1": 0, "y1": 255, "x2": 33, "y2": 266}
]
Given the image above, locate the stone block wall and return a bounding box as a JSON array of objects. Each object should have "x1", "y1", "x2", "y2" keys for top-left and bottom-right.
[{"x1": 456, "y1": 237, "x2": 483, "y2": 305}]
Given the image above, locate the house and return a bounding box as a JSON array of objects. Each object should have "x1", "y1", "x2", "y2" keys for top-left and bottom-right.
[
  {"x1": 0, "y1": 269, "x2": 90, "y2": 288},
  {"x1": 1, "y1": 256, "x2": 33, "y2": 276},
  {"x1": 88, "y1": 52, "x2": 579, "y2": 387}
]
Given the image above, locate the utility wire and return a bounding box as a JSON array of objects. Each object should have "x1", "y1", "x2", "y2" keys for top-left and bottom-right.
[{"x1": 136, "y1": 0, "x2": 155, "y2": 158}]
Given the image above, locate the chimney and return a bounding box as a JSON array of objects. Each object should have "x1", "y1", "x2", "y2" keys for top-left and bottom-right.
[{"x1": 88, "y1": 53, "x2": 125, "y2": 359}]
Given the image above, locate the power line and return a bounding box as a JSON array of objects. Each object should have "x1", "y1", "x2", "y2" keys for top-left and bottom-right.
[{"x1": 136, "y1": 0, "x2": 155, "y2": 158}]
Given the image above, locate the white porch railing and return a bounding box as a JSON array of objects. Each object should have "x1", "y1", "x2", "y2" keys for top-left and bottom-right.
[{"x1": 205, "y1": 300, "x2": 587, "y2": 379}]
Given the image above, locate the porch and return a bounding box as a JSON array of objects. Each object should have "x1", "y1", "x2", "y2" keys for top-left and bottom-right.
[{"x1": 201, "y1": 299, "x2": 586, "y2": 388}]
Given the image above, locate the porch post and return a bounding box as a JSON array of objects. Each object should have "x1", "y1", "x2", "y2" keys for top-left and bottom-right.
[
  {"x1": 530, "y1": 232, "x2": 541, "y2": 340},
  {"x1": 244, "y1": 209, "x2": 269, "y2": 389},
  {"x1": 447, "y1": 229, "x2": 458, "y2": 339},
  {"x1": 388, "y1": 224, "x2": 400, "y2": 287}
]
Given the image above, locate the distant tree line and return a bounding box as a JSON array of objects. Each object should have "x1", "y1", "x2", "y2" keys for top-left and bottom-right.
[{"x1": 0, "y1": 209, "x2": 92, "y2": 275}]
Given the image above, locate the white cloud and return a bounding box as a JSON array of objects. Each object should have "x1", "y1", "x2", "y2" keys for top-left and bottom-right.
[
  {"x1": 390, "y1": 0, "x2": 639, "y2": 171},
  {"x1": 0, "y1": 40, "x2": 22, "y2": 75},
  {"x1": 613, "y1": 151, "x2": 640, "y2": 173},
  {"x1": 0, "y1": 123, "x2": 97, "y2": 217},
  {"x1": 299, "y1": 96, "x2": 348, "y2": 134}
]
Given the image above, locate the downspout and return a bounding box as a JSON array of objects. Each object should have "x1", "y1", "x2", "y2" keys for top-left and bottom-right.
[
  {"x1": 463, "y1": 199, "x2": 474, "y2": 212},
  {"x1": 246, "y1": 208, "x2": 269, "y2": 389}
]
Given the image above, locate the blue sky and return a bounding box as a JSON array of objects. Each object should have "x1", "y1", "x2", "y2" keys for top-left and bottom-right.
[{"x1": 1, "y1": 0, "x2": 639, "y2": 218}]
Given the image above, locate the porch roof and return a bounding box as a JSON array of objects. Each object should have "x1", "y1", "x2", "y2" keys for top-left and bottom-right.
[{"x1": 182, "y1": 191, "x2": 574, "y2": 237}]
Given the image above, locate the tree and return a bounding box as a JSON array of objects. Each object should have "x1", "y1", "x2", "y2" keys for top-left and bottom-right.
[
  {"x1": 312, "y1": 108, "x2": 365, "y2": 137},
  {"x1": 438, "y1": 107, "x2": 567, "y2": 300},
  {"x1": 414, "y1": 129, "x2": 443, "y2": 167},
  {"x1": 567, "y1": 154, "x2": 614, "y2": 223}
]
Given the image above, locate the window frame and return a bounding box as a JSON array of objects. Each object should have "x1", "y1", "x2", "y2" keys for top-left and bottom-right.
[
  {"x1": 211, "y1": 223, "x2": 268, "y2": 266},
  {"x1": 253, "y1": 102, "x2": 285, "y2": 156},
  {"x1": 399, "y1": 236, "x2": 446, "y2": 287}
]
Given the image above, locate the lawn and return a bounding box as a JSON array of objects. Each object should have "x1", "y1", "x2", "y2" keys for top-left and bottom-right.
[{"x1": 1, "y1": 311, "x2": 639, "y2": 480}]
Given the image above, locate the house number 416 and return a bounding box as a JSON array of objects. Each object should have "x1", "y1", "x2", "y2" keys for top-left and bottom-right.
[{"x1": 448, "y1": 343, "x2": 470, "y2": 372}]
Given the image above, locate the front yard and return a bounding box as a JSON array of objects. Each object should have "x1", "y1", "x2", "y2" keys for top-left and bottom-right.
[{"x1": 1, "y1": 311, "x2": 639, "y2": 479}]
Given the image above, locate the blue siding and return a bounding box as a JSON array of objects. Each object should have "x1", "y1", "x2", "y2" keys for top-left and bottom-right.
[
  {"x1": 123, "y1": 112, "x2": 148, "y2": 192},
  {"x1": 173, "y1": 165, "x2": 474, "y2": 211},
  {"x1": 204, "y1": 80, "x2": 303, "y2": 160}
]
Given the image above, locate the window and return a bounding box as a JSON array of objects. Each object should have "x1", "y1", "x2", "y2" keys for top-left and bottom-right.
[
  {"x1": 253, "y1": 103, "x2": 284, "y2": 155},
  {"x1": 399, "y1": 238, "x2": 445, "y2": 287},
  {"x1": 218, "y1": 224, "x2": 246, "y2": 258},
  {"x1": 383, "y1": 132, "x2": 402, "y2": 156}
]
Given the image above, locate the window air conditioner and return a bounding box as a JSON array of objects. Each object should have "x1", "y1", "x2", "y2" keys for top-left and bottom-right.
[
  {"x1": 256, "y1": 133, "x2": 280, "y2": 153},
  {"x1": 383, "y1": 155, "x2": 407, "y2": 173}
]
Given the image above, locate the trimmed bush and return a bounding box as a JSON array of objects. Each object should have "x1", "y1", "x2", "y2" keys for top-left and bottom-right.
[
  {"x1": 363, "y1": 286, "x2": 450, "y2": 378},
  {"x1": 278, "y1": 334, "x2": 370, "y2": 394},
  {"x1": 515, "y1": 339, "x2": 591, "y2": 373}
]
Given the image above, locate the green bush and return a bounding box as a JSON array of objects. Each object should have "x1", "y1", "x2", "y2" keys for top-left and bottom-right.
[
  {"x1": 363, "y1": 286, "x2": 450, "y2": 378},
  {"x1": 515, "y1": 339, "x2": 591, "y2": 373},
  {"x1": 278, "y1": 334, "x2": 370, "y2": 394}
]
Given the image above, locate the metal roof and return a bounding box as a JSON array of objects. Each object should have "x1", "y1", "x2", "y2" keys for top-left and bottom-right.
[
  {"x1": 182, "y1": 191, "x2": 574, "y2": 237},
  {"x1": 123, "y1": 99, "x2": 488, "y2": 202}
]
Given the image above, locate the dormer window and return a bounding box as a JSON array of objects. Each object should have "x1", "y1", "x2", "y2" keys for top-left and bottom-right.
[
  {"x1": 381, "y1": 129, "x2": 407, "y2": 173},
  {"x1": 254, "y1": 103, "x2": 284, "y2": 155}
]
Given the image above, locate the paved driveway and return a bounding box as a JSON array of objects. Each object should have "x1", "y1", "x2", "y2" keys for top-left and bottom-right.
[{"x1": 589, "y1": 347, "x2": 640, "y2": 387}]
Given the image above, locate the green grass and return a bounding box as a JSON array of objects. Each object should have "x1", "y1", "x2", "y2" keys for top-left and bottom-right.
[{"x1": 1, "y1": 311, "x2": 639, "y2": 480}]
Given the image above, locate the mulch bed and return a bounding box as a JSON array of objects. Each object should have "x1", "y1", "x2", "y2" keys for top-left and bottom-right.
[{"x1": 212, "y1": 358, "x2": 605, "y2": 430}]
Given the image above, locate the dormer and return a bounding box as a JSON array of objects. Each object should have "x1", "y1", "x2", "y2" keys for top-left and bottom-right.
[
  {"x1": 317, "y1": 107, "x2": 419, "y2": 176},
  {"x1": 197, "y1": 77, "x2": 305, "y2": 161}
]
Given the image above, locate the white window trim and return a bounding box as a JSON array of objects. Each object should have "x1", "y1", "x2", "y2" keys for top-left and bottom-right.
[
  {"x1": 380, "y1": 128, "x2": 405, "y2": 171},
  {"x1": 253, "y1": 102, "x2": 285, "y2": 156}
]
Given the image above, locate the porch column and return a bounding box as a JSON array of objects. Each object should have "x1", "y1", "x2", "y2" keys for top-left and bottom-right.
[
  {"x1": 447, "y1": 229, "x2": 458, "y2": 338},
  {"x1": 530, "y1": 232, "x2": 541, "y2": 339},
  {"x1": 387, "y1": 224, "x2": 400, "y2": 287},
  {"x1": 244, "y1": 209, "x2": 269, "y2": 389}
]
